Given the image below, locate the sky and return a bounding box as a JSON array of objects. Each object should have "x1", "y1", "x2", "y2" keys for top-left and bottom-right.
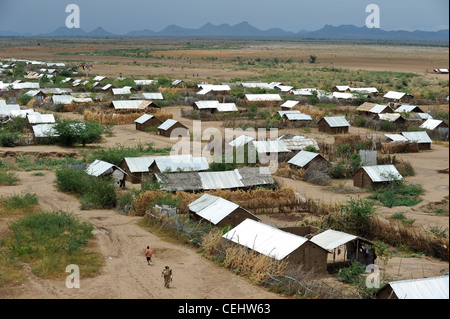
[{"x1": 0, "y1": 0, "x2": 448, "y2": 35}]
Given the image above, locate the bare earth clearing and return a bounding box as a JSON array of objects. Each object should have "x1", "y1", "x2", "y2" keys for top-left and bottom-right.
[{"x1": 0, "y1": 39, "x2": 449, "y2": 300}]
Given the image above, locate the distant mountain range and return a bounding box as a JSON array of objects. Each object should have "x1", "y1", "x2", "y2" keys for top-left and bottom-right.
[{"x1": 1, "y1": 22, "x2": 448, "y2": 42}]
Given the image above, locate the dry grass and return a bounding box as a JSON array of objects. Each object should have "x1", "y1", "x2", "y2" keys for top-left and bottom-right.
[{"x1": 83, "y1": 110, "x2": 173, "y2": 125}]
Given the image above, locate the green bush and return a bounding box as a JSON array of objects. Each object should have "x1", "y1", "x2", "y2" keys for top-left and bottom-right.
[
  {"x1": 0, "y1": 193, "x2": 38, "y2": 211},
  {"x1": 0, "y1": 131, "x2": 20, "y2": 147},
  {"x1": 55, "y1": 168, "x2": 117, "y2": 210},
  {"x1": 368, "y1": 180, "x2": 424, "y2": 208},
  {"x1": 53, "y1": 120, "x2": 104, "y2": 147},
  {"x1": 335, "y1": 261, "x2": 366, "y2": 284},
  {"x1": 0, "y1": 170, "x2": 20, "y2": 185}
]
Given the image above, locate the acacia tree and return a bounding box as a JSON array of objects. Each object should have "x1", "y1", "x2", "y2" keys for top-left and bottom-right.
[{"x1": 54, "y1": 119, "x2": 103, "y2": 147}]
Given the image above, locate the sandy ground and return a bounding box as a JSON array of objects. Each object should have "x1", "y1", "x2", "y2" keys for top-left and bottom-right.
[{"x1": 0, "y1": 170, "x2": 284, "y2": 299}]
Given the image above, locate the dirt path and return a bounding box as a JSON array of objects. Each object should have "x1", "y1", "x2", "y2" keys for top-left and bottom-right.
[{"x1": 0, "y1": 171, "x2": 284, "y2": 299}]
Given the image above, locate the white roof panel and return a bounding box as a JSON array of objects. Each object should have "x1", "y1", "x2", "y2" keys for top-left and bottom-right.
[
  {"x1": 252, "y1": 140, "x2": 290, "y2": 153},
  {"x1": 287, "y1": 150, "x2": 320, "y2": 168},
  {"x1": 323, "y1": 116, "x2": 350, "y2": 127},
  {"x1": 245, "y1": 94, "x2": 282, "y2": 102},
  {"x1": 142, "y1": 93, "x2": 164, "y2": 100},
  {"x1": 362, "y1": 165, "x2": 403, "y2": 182},
  {"x1": 134, "y1": 114, "x2": 155, "y2": 124},
  {"x1": 222, "y1": 219, "x2": 309, "y2": 260},
  {"x1": 420, "y1": 119, "x2": 444, "y2": 130},
  {"x1": 389, "y1": 276, "x2": 449, "y2": 299},
  {"x1": 158, "y1": 119, "x2": 178, "y2": 131},
  {"x1": 188, "y1": 194, "x2": 240, "y2": 225},
  {"x1": 310, "y1": 229, "x2": 357, "y2": 251},
  {"x1": 401, "y1": 131, "x2": 432, "y2": 144}
]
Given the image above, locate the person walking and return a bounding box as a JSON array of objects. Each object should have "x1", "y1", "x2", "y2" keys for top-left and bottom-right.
[
  {"x1": 145, "y1": 246, "x2": 153, "y2": 265},
  {"x1": 161, "y1": 265, "x2": 172, "y2": 288}
]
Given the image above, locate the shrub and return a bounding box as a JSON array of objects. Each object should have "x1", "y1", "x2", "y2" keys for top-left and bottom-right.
[
  {"x1": 335, "y1": 261, "x2": 366, "y2": 284},
  {"x1": 369, "y1": 180, "x2": 424, "y2": 208},
  {"x1": 0, "y1": 193, "x2": 38, "y2": 211},
  {"x1": 54, "y1": 120, "x2": 104, "y2": 147},
  {"x1": 0, "y1": 170, "x2": 20, "y2": 185},
  {"x1": 55, "y1": 168, "x2": 117, "y2": 209},
  {"x1": 0, "y1": 131, "x2": 20, "y2": 147}
]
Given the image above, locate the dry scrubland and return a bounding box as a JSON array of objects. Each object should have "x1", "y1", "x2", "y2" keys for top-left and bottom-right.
[{"x1": 0, "y1": 38, "x2": 449, "y2": 299}]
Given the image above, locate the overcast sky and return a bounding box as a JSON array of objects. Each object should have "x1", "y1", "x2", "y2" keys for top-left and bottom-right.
[{"x1": 0, "y1": 0, "x2": 448, "y2": 34}]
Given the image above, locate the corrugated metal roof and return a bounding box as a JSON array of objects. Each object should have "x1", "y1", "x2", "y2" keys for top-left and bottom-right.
[
  {"x1": 222, "y1": 219, "x2": 309, "y2": 260},
  {"x1": 287, "y1": 150, "x2": 321, "y2": 168},
  {"x1": 217, "y1": 103, "x2": 238, "y2": 112},
  {"x1": 112, "y1": 87, "x2": 133, "y2": 95},
  {"x1": 310, "y1": 229, "x2": 357, "y2": 251},
  {"x1": 333, "y1": 92, "x2": 355, "y2": 100},
  {"x1": 378, "y1": 113, "x2": 402, "y2": 122},
  {"x1": 194, "y1": 101, "x2": 219, "y2": 109},
  {"x1": 242, "y1": 82, "x2": 271, "y2": 89},
  {"x1": 86, "y1": 159, "x2": 126, "y2": 177},
  {"x1": 156, "y1": 167, "x2": 274, "y2": 192},
  {"x1": 52, "y1": 95, "x2": 73, "y2": 105},
  {"x1": 10, "y1": 109, "x2": 37, "y2": 118},
  {"x1": 123, "y1": 157, "x2": 156, "y2": 173},
  {"x1": 245, "y1": 94, "x2": 282, "y2": 102},
  {"x1": 389, "y1": 276, "x2": 449, "y2": 299},
  {"x1": 416, "y1": 113, "x2": 433, "y2": 120},
  {"x1": 385, "y1": 134, "x2": 408, "y2": 143},
  {"x1": 278, "y1": 110, "x2": 301, "y2": 117},
  {"x1": 92, "y1": 76, "x2": 105, "y2": 82},
  {"x1": 199, "y1": 170, "x2": 245, "y2": 190},
  {"x1": 350, "y1": 87, "x2": 378, "y2": 94},
  {"x1": 291, "y1": 88, "x2": 316, "y2": 96},
  {"x1": 111, "y1": 100, "x2": 149, "y2": 110},
  {"x1": 334, "y1": 85, "x2": 350, "y2": 92},
  {"x1": 188, "y1": 194, "x2": 240, "y2": 225},
  {"x1": 27, "y1": 113, "x2": 55, "y2": 124},
  {"x1": 251, "y1": 140, "x2": 290, "y2": 153},
  {"x1": 32, "y1": 124, "x2": 58, "y2": 138},
  {"x1": 158, "y1": 119, "x2": 179, "y2": 131},
  {"x1": 153, "y1": 155, "x2": 209, "y2": 173},
  {"x1": 0, "y1": 104, "x2": 21, "y2": 116},
  {"x1": 141, "y1": 93, "x2": 164, "y2": 100},
  {"x1": 395, "y1": 105, "x2": 422, "y2": 113},
  {"x1": 228, "y1": 135, "x2": 254, "y2": 147},
  {"x1": 197, "y1": 85, "x2": 230, "y2": 95},
  {"x1": 278, "y1": 135, "x2": 319, "y2": 151},
  {"x1": 361, "y1": 165, "x2": 403, "y2": 182},
  {"x1": 281, "y1": 100, "x2": 299, "y2": 108},
  {"x1": 134, "y1": 114, "x2": 155, "y2": 124},
  {"x1": 401, "y1": 131, "x2": 432, "y2": 144},
  {"x1": 384, "y1": 91, "x2": 406, "y2": 100},
  {"x1": 420, "y1": 119, "x2": 445, "y2": 130},
  {"x1": 134, "y1": 80, "x2": 155, "y2": 85},
  {"x1": 369, "y1": 104, "x2": 390, "y2": 114},
  {"x1": 322, "y1": 116, "x2": 350, "y2": 127},
  {"x1": 284, "y1": 113, "x2": 313, "y2": 121}
]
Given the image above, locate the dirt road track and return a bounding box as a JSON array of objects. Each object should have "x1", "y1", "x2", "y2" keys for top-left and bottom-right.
[{"x1": 0, "y1": 171, "x2": 283, "y2": 299}]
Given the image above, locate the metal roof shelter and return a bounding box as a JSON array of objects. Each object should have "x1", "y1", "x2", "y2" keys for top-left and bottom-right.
[
  {"x1": 310, "y1": 229, "x2": 357, "y2": 251},
  {"x1": 194, "y1": 100, "x2": 220, "y2": 110},
  {"x1": 245, "y1": 94, "x2": 282, "y2": 102},
  {"x1": 291, "y1": 88, "x2": 316, "y2": 96},
  {"x1": 360, "y1": 165, "x2": 403, "y2": 183},
  {"x1": 0, "y1": 104, "x2": 21, "y2": 117},
  {"x1": 27, "y1": 113, "x2": 55, "y2": 124},
  {"x1": 134, "y1": 80, "x2": 155, "y2": 86},
  {"x1": 420, "y1": 119, "x2": 447, "y2": 130},
  {"x1": 395, "y1": 105, "x2": 424, "y2": 113},
  {"x1": 333, "y1": 92, "x2": 356, "y2": 100},
  {"x1": 152, "y1": 155, "x2": 210, "y2": 173},
  {"x1": 401, "y1": 131, "x2": 433, "y2": 144},
  {"x1": 287, "y1": 150, "x2": 326, "y2": 168},
  {"x1": 134, "y1": 114, "x2": 156, "y2": 124},
  {"x1": 228, "y1": 135, "x2": 255, "y2": 148},
  {"x1": 85, "y1": 159, "x2": 127, "y2": 178},
  {"x1": 141, "y1": 93, "x2": 164, "y2": 100},
  {"x1": 278, "y1": 135, "x2": 319, "y2": 152},
  {"x1": 158, "y1": 119, "x2": 180, "y2": 131},
  {"x1": 222, "y1": 218, "x2": 309, "y2": 261},
  {"x1": 111, "y1": 100, "x2": 150, "y2": 110},
  {"x1": 281, "y1": 100, "x2": 299, "y2": 109},
  {"x1": 322, "y1": 116, "x2": 350, "y2": 127},
  {"x1": 197, "y1": 84, "x2": 230, "y2": 95},
  {"x1": 32, "y1": 124, "x2": 58, "y2": 138},
  {"x1": 383, "y1": 91, "x2": 407, "y2": 100},
  {"x1": 217, "y1": 103, "x2": 238, "y2": 112},
  {"x1": 52, "y1": 95, "x2": 74, "y2": 105},
  {"x1": 188, "y1": 194, "x2": 259, "y2": 226},
  {"x1": 155, "y1": 167, "x2": 274, "y2": 192},
  {"x1": 377, "y1": 113, "x2": 403, "y2": 122},
  {"x1": 251, "y1": 140, "x2": 290, "y2": 154},
  {"x1": 384, "y1": 134, "x2": 409, "y2": 143},
  {"x1": 379, "y1": 276, "x2": 449, "y2": 299}
]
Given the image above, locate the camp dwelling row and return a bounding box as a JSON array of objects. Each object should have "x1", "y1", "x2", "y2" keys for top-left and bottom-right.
[{"x1": 186, "y1": 193, "x2": 377, "y2": 274}]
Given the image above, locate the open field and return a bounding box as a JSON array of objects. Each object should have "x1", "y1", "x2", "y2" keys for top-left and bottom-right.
[{"x1": 0, "y1": 37, "x2": 449, "y2": 299}]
